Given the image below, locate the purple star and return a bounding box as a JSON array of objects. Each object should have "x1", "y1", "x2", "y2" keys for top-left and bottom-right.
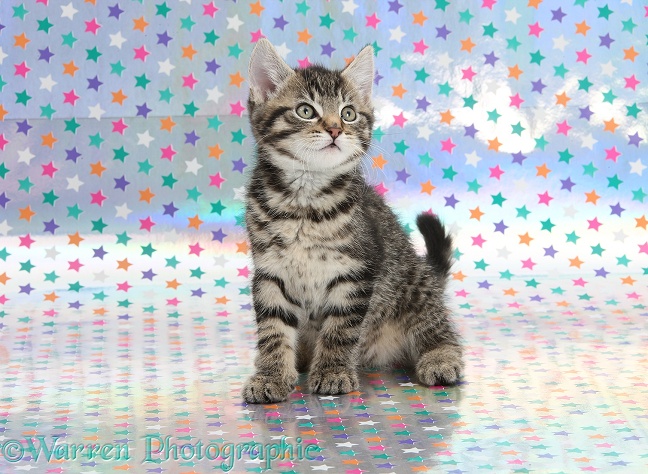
[
  {"x1": 240, "y1": 303, "x2": 252, "y2": 311},
  {"x1": 38, "y1": 47, "x2": 54, "y2": 62},
  {"x1": 321, "y1": 42, "x2": 336, "y2": 57},
  {"x1": 610, "y1": 203, "x2": 625, "y2": 216},
  {"x1": 374, "y1": 72, "x2": 383, "y2": 86},
  {"x1": 464, "y1": 124, "x2": 478, "y2": 138},
  {"x1": 551, "y1": 8, "x2": 566, "y2": 22},
  {"x1": 395, "y1": 168, "x2": 410, "y2": 183},
  {"x1": 66, "y1": 147, "x2": 81, "y2": 162},
  {"x1": 484, "y1": 51, "x2": 499, "y2": 66},
  {"x1": 191, "y1": 288, "x2": 206, "y2": 298},
  {"x1": 579, "y1": 106, "x2": 593, "y2": 120},
  {"x1": 416, "y1": 96, "x2": 431, "y2": 111},
  {"x1": 436, "y1": 25, "x2": 451, "y2": 40},
  {"x1": 114, "y1": 175, "x2": 130, "y2": 191},
  {"x1": 0, "y1": 192, "x2": 10, "y2": 208},
  {"x1": 43, "y1": 219, "x2": 59, "y2": 234},
  {"x1": 628, "y1": 132, "x2": 643, "y2": 147},
  {"x1": 560, "y1": 177, "x2": 575, "y2": 191},
  {"x1": 478, "y1": 280, "x2": 492, "y2": 289},
  {"x1": 388, "y1": 0, "x2": 403, "y2": 13},
  {"x1": 0, "y1": 24, "x2": 4, "y2": 34},
  {"x1": 599, "y1": 33, "x2": 614, "y2": 48},
  {"x1": 544, "y1": 246, "x2": 558, "y2": 257},
  {"x1": 157, "y1": 31, "x2": 173, "y2": 46},
  {"x1": 16, "y1": 120, "x2": 32, "y2": 135},
  {"x1": 273, "y1": 15, "x2": 288, "y2": 30},
  {"x1": 20, "y1": 284, "x2": 34, "y2": 295},
  {"x1": 69, "y1": 301, "x2": 83, "y2": 309},
  {"x1": 136, "y1": 103, "x2": 152, "y2": 118},
  {"x1": 444, "y1": 194, "x2": 459, "y2": 208},
  {"x1": 163, "y1": 202, "x2": 179, "y2": 217},
  {"x1": 232, "y1": 158, "x2": 247, "y2": 173},
  {"x1": 142, "y1": 269, "x2": 157, "y2": 280},
  {"x1": 185, "y1": 130, "x2": 200, "y2": 145},
  {"x1": 212, "y1": 228, "x2": 227, "y2": 242},
  {"x1": 530, "y1": 295, "x2": 544, "y2": 302},
  {"x1": 531, "y1": 79, "x2": 546, "y2": 93},
  {"x1": 205, "y1": 59, "x2": 221, "y2": 74},
  {"x1": 87, "y1": 76, "x2": 103, "y2": 91},
  {"x1": 108, "y1": 3, "x2": 124, "y2": 19},
  {"x1": 511, "y1": 151, "x2": 527, "y2": 165},
  {"x1": 93, "y1": 246, "x2": 108, "y2": 259},
  {"x1": 494, "y1": 220, "x2": 508, "y2": 233}
]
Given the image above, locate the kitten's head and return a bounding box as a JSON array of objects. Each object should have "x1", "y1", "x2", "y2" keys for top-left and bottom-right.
[{"x1": 248, "y1": 39, "x2": 374, "y2": 173}]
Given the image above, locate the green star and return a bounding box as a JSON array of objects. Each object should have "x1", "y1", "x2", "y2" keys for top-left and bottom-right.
[
  {"x1": 93, "y1": 291, "x2": 107, "y2": 301},
  {"x1": 621, "y1": 18, "x2": 637, "y2": 33},
  {"x1": 582, "y1": 162, "x2": 598, "y2": 177},
  {"x1": 190, "y1": 267, "x2": 205, "y2": 279},
  {"x1": 68, "y1": 282, "x2": 83, "y2": 292},
  {"x1": 511, "y1": 122, "x2": 525, "y2": 135},
  {"x1": 442, "y1": 166, "x2": 458, "y2": 181},
  {"x1": 482, "y1": 22, "x2": 498, "y2": 38},
  {"x1": 553, "y1": 63, "x2": 569, "y2": 78},
  {"x1": 487, "y1": 109, "x2": 501, "y2": 123},
  {"x1": 529, "y1": 50, "x2": 545, "y2": 65},
  {"x1": 166, "y1": 256, "x2": 180, "y2": 268},
  {"x1": 231, "y1": 129, "x2": 246, "y2": 144},
  {"x1": 117, "y1": 300, "x2": 132, "y2": 308},
  {"x1": 180, "y1": 16, "x2": 196, "y2": 31},
  {"x1": 135, "y1": 74, "x2": 151, "y2": 89},
  {"x1": 183, "y1": 101, "x2": 199, "y2": 116},
  {"x1": 91, "y1": 218, "x2": 108, "y2": 233},
  {"x1": 116, "y1": 232, "x2": 131, "y2": 245},
  {"x1": 467, "y1": 179, "x2": 482, "y2": 194},
  {"x1": 602, "y1": 89, "x2": 616, "y2": 104},
  {"x1": 64, "y1": 118, "x2": 81, "y2": 133},
  {"x1": 88, "y1": 133, "x2": 104, "y2": 149},
  {"x1": 574, "y1": 0, "x2": 589, "y2": 6},
  {"x1": 37, "y1": 17, "x2": 54, "y2": 33},
  {"x1": 390, "y1": 55, "x2": 406, "y2": 70},
  {"x1": 18, "y1": 177, "x2": 34, "y2": 192},
  {"x1": 393, "y1": 140, "x2": 409, "y2": 154},
  {"x1": 113, "y1": 147, "x2": 129, "y2": 162},
  {"x1": 86, "y1": 47, "x2": 102, "y2": 62},
  {"x1": 414, "y1": 68, "x2": 430, "y2": 83},
  {"x1": 577, "y1": 76, "x2": 592, "y2": 91},
  {"x1": 141, "y1": 244, "x2": 156, "y2": 257},
  {"x1": 13, "y1": 4, "x2": 29, "y2": 20},
  {"x1": 558, "y1": 149, "x2": 574, "y2": 164},
  {"x1": 525, "y1": 279, "x2": 540, "y2": 288},
  {"x1": 435, "y1": 0, "x2": 450, "y2": 11},
  {"x1": 42, "y1": 190, "x2": 59, "y2": 206},
  {"x1": 373, "y1": 127, "x2": 385, "y2": 141},
  {"x1": 474, "y1": 259, "x2": 489, "y2": 271},
  {"x1": 418, "y1": 152, "x2": 433, "y2": 167},
  {"x1": 534, "y1": 135, "x2": 548, "y2": 150},
  {"x1": 516, "y1": 206, "x2": 531, "y2": 219},
  {"x1": 296, "y1": 1, "x2": 310, "y2": 15},
  {"x1": 67, "y1": 204, "x2": 83, "y2": 219},
  {"x1": 632, "y1": 188, "x2": 646, "y2": 202},
  {"x1": 607, "y1": 174, "x2": 622, "y2": 189},
  {"x1": 61, "y1": 32, "x2": 77, "y2": 48},
  {"x1": 617, "y1": 255, "x2": 630, "y2": 266},
  {"x1": 343, "y1": 27, "x2": 358, "y2": 42},
  {"x1": 228, "y1": 43, "x2": 243, "y2": 59},
  {"x1": 506, "y1": 36, "x2": 521, "y2": 51},
  {"x1": 319, "y1": 13, "x2": 334, "y2": 29},
  {"x1": 138, "y1": 159, "x2": 154, "y2": 175},
  {"x1": 44, "y1": 271, "x2": 58, "y2": 283},
  {"x1": 597, "y1": 4, "x2": 613, "y2": 20},
  {"x1": 187, "y1": 186, "x2": 201, "y2": 201},
  {"x1": 20, "y1": 260, "x2": 36, "y2": 272},
  {"x1": 591, "y1": 244, "x2": 605, "y2": 256},
  {"x1": 551, "y1": 286, "x2": 565, "y2": 295},
  {"x1": 0, "y1": 247, "x2": 10, "y2": 261},
  {"x1": 565, "y1": 231, "x2": 580, "y2": 244},
  {"x1": 626, "y1": 103, "x2": 641, "y2": 118},
  {"x1": 541, "y1": 219, "x2": 555, "y2": 231},
  {"x1": 0, "y1": 163, "x2": 8, "y2": 179},
  {"x1": 40, "y1": 104, "x2": 56, "y2": 119},
  {"x1": 463, "y1": 95, "x2": 477, "y2": 109},
  {"x1": 214, "y1": 278, "x2": 228, "y2": 288},
  {"x1": 372, "y1": 41, "x2": 382, "y2": 56},
  {"x1": 211, "y1": 200, "x2": 226, "y2": 215},
  {"x1": 459, "y1": 9, "x2": 474, "y2": 24},
  {"x1": 0, "y1": 75, "x2": 6, "y2": 92},
  {"x1": 235, "y1": 212, "x2": 246, "y2": 227},
  {"x1": 159, "y1": 88, "x2": 174, "y2": 103},
  {"x1": 491, "y1": 193, "x2": 506, "y2": 206},
  {"x1": 204, "y1": 30, "x2": 219, "y2": 45},
  {"x1": 207, "y1": 116, "x2": 223, "y2": 131},
  {"x1": 15, "y1": 90, "x2": 32, "y2": 106},
  {"x1": 110, "y1": 61, "x2": 126, "y2": 76},
  {"x1": 438, "y1": 81, "x2": 453, "y2": 96},
  {"x1": 156, "y1": 2, "x2": 171, "y2": 17},
  {"x1": 162, "y1": 173, "x2": 178, "y2": 188}
]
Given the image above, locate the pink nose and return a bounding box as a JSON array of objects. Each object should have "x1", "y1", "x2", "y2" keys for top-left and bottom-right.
[{"x1": 328, "y1": 127, "x2": 341, "y2": 139}]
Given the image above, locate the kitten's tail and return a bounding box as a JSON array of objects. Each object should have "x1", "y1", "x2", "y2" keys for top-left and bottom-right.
[{"x1": 416, "y1": 213, "x2": 453, "y2": 279}]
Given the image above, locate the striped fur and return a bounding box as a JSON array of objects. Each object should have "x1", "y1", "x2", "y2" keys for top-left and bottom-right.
[{"x1": 242, "y1": 40, "x2": 463, "y2": 404}]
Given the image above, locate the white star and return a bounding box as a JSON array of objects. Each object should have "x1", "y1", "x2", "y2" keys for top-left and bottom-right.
[
  {"x1": 505, "y1": 8, "x2": 521, "y2": 23},
  {"x1": 206, "y1": 86, "x2": 223, "y2": 103},
  {"x1": 437, "y1": 52, "x2": 453, "y2": 68},
  {"x1": 342, "y1": 0, "x2": 358, "y2": 14},
  {"x1": 621, "y1": 0, "x2": 632, "y2": 4},
  {"x1": 465, "y1": 151, "x2": 481, "y2": 167},
  {"x1": 275, "y1": 43, "x2": 292, "y2": 59},
  {"x1": 227, "y1": 15, "x2": 244, "y2": 32},
  {"x1": 563, "y1": 205, "x2": 577, "y2": 218},
  {"x1": 208, "y1": 430, "x2": 228, "y2": 436},
  {"x1": 0, "y1": 47, "x2": 7, "y2": 65},
  {"x1": 0, "y1": 220, "x2": 12, "y2": 236},
  {"x1": 137, "y1": 131, "x2": 154, "y2": 147},
  {"x1": 45, "y1": 247, "x2": 60, "y2": 260},
  {"x1": 402, "y1": 447, "x2": 425, "y2": 453},
  {"x1": 60, "y1": 2, "x2": 78, "y2": 20},
  {"x1": 317, "y1": 395, "x2": 339, "y2": 400},
  {"x1": 359, "y1": 420, "x2": 380, "y2": 425},
  {"x1": 497, "y1": 246, "x2": 511, "y2": 259},
  {"x1": 158, "y1": 58, "x2": 175, "y2": 76},
  {"x1": 580, "y1": 133, "x2": 597, "y2": 150},
  {"x1": 233, "y1": 186, "x2": 246, "y2": 202},
  {"x1": 17, "y1": 148, "x2": 35, "y2": 164},
  {"x1": 389, "y1": 26, "x2": 406, "y2": 43},
  {"x1": 66, "y1": 175, "x2": 83, "y2": 191},
  {"x1": 422, "y1": 426, "x2": 444, "y2": 431},
  {"x1": 553, "y1": 35, "x2": 569, "y2": 52},
  {"x1": 399, "y1": 382, "x2": 415, "y2": 387},
  {"x1": 109, "y1": 31, "x2": 127, "y2": 49},
  {"x1": 94, "y1": 271, "x2": 109, "y2": 283},
  {"x1": 115, "y1": 203, "x2": 132, "y2": 219},
  {"x1": 629, "y1": 159, "x2": 646, "y2": 176},
  {"x1": 614, "y1": 230, "x2": 627, "y2": 242},
  {"x1": 185, "y1": 157, "x2": 203, "y2": 175},
  {"x1": 40, "y1": 75, "x2": 57, "y2": 92},
  {"x1": 600, "y1": 61, "x2": 616, "y2": 77},
  {"x1": 336, "y1": 442, "x2": 357, "y2": 448},
  {"x1": 311, "y1": 466, "x2": 334, "y2": 471},
  {"x1": 213, "y1": 255, "x2": 228, "y2": 267},
  {"x1": 88, "y1": 103, "x2": 106, "y2": 120},
  {"x1": 417, "y1": 125, "x2": 432, "y2": 140}
]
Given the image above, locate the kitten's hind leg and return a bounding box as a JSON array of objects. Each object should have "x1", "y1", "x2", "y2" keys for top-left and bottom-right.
[{"x1": 415, "y1": 344, "x2": 463, "y2": 386}]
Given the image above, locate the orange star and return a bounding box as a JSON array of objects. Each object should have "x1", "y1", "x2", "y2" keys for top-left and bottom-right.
[
  {"x1": 585, "y1": 190, "x2": 600, "y2": 204},
  {"x1": 208, "y1": 144, "x2": 224, "y2": 159},
  {"x1": 503, "y1": 288, "x2": 518, "y2": 296},
  {"x1": 470, "y1": 207, "x2": 484, "y2": 221},
  {"x1": 236, "y1": 241, "x2": 250, "y2": 254},
  {"x1": 575, "y1": 21, "x2": 590, "y2": 36},
  {"x1": 636, "y1": 215, "x2": 648, "y2": 229},
  {"x1": 68, "y1": 232, "x2": 84, "y2": 246},
  {"x1": 392, "y1": 83, "x2": 407, "y2": 99},
  {"x1": 111, "y1": 89, "x2": 127, "y2": 105},
  {"x1": 297, "y1": 28, "x2": 312, "y2": 44},
  {"x1": 621, "y1": 276, "x2": 636, "y2": 285},
  {"x1": 41, "y1": 132, "x2": 57, "y2": 148},
  {"x1": 528, "y1": 0, "x2": 543, "y2": 7},
  {"x1": 623, "y1": 46, "x2": 639, "y2": 62},
  {"x1": 250, "y1": 1, "x2": 265, "y2": 16},
  {"x1": 19, "y1": 206, "x2": 36, "y2": 222},
  {"x1": 44, "y1": 292, "x2": 59, "y2": 302},
  {"x1": 440, "y1": 109, "x2": 454, "y2": 125},
  {"x1": 229, "y1": 72, "x2": 245, "y2": 87},
  {"x1": 508, "y1": 64, "x2": 523, "y2": 80},
  {"x1": 603, "y1": 118, "x2": 619, "y2": 133},
  {"x1": 133, "y1": 16, "x2": 149, "y2": 32},
  {"x1": 187, "y1": 214, "x2": 204, "y2": 230},
  {"x1": 420, "y1": 180, "x2": 436, "y2": 195},
  {"x1": 63, "y1": 61, "x2": 79, "y2": 76},
  {"x1": 117, "y1": 259, "x2": 132, "y2": 270},
  {"x1": 0, "y1": 104, "x2": 8, "y2": 121},
  {"x1": 412, "y1": 10, "x2": 428, "y2": 26},
  {"x1": 569, "y1": 256, "x2": 584, "y2": 268},
  {"x1": 160, "y1": 116, "x2": 176, "y2": 132},
  {"x1": 139, "y1": 188, "x2": 155, "y2": 203},
  {"x1": 166, "y1": 279, "x2": 181, "y2": 289},
  {"x1": 536, "y1": 163, "x2": 551, "y2": 178},
  {"x1": 215, "y1": 296, "x2": 230, "y2": 305},
  {"x1": 372, "y1": 154, "x2": 387, "y2": 169},
  {"x1": 181, "y1": 44, "x2": 198, "y2": 60},
  {"x1": 452, "y1": 271, "x2": 467, "y2": 282},
  {"x1": 519, "y1": 233, "x2": 533, "y2": 245},
  {"x1": 90, "y1": 161, "x2": 107, "y2": 177},
  {"x1": 0, "y1": 273, "x2": 10, "y2": 285},
  {"x1": 460, "y1": 37, "x2": 476, "y2": 53},
  {"x1": 14, "y1": 33, "x2": 30, "y2": 48},
  {"x1": 555, "y1": 91, "x2": 571, "y2": 107},
  {"x1": 487, "y1": 137, "x2": 502, "y2": 151}
]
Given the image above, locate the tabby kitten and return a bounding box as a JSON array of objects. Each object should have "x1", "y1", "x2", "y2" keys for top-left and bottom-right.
[{"x1": 242, "y1": 39, "x2": 463, "y2": 404}]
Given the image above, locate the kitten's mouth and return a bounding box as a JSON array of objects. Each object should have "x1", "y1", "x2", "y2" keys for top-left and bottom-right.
[{"x1": 322, "y1": 142, "x2": 340, "y2": 151}]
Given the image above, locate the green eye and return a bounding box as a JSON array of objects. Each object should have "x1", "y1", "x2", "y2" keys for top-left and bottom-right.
[
  {"x1": 296, "y1": 104, "x2": 316, "y2": 119},
  {"x1": 341, "y1": 106, "x2": 357, "y2": 122}
]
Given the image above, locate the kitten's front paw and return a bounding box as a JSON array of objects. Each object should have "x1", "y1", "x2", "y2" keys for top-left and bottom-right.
[
  {"x1": 242, "y1": 374, "x2": 296, "y2": 403},
  {"x1": 416, "y1": 345, "x2": 464, "y2": 386},
  {"x1": 308, "y1": 368, "x2": 359, "y2": 395}
]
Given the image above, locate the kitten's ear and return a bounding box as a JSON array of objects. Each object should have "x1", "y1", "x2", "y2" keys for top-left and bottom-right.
[
  {"x1": 249, "y1": 39, "x2": 295, "y2": 103},
  {"x1": 342, "y1": 44, "x2": 375, "y2": 102}
]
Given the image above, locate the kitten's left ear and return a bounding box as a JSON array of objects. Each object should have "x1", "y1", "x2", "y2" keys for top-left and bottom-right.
[
  {"x1": 249, "y1": 39, "x2": 295, "y2": 103},
  {"x1": 342, "y1": 45, "x2": 375, "y2": 102}
]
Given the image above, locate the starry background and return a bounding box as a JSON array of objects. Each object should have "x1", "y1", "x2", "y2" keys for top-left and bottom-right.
[{"x1": 0, "y1": 1, "x2": 647, "y2": 473}]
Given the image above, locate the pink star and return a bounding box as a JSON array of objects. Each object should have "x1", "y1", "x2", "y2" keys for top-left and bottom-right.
[
  {"x1": 68, "y1": 259, "x2": 83, "y2": 272},
  {"x1": 441, "y1": 137, "x2": 456, "y2": 153},
  {"x1": 297, "y1": 57, "x2": 311, "y2": 68},
  {"x1": 166, "y1": 298, "x2": 181, "y2": 306},
  {"x1": 538, "y1": 191, "x2": 553, "y2": 205},
  {"x1": 624, "y1": 74, "x2": 640, "y2": 90},
  {"x1": 639, "y1": 242, "x2": 648, "y2": 254},
  {"x1": 627, "y1": 292, "x2": 641, "y2": 299},
  {"x1": 573, "y1": 278, "x2": 587, "y2": 287},
  {"x1": 230, "y1": 101, "x2": 246, "y2": 117},
  {"x1": 160, "y1": 145, "x2": 177, "y2": 161},
  {"x1": 521, "y1": 258, "x2": 536, "y2": 269},
  {"x1": 182, "y1": 73, "x2": 198, "y2": 89},
  {"x1": 393, "y1": 112, "x2": 408, "y2": 128},
  {"x1": 461, "y1": 66, "x2": 476, "y2": 81},
  {"x1": 365, "y1": 13, "x2": 381, "y2": 29},
  {"x1": 189, "y1": 242, "x2": 204, "y2": 256},
  {"x1": 112, "y1": 119, "x2": 128, "y2": 135},
  {"x1": 489, "y1": 165, "x2": 504, "y2": 179},
  {"x1": 472, "y1": 234, "x2": 486, "y2": 247},
  {"x1": 556, "y1": 120, "x2": 572, "y2": 135},
  {"x1": 250, "y1": 29, "x2": 264, "y2": 42},
  {"x1": 14, "y1": 61, "x2": 31, "y2": 78},
  {"x1": 0, "y1": 134, "x2": 8, "y2": 151},
  {"x1": 528, "y1": 22, "x2": 544, "y2": 37},
  {"x1": 140, "y1": 216, "x2": 156, "y2": 232},
  {"x1": 90, "y1": 190, "x2": 107, "y2": 206},
  {"x1": 117, "y1": 281, "x2": 132, "y2": 292},
  {"x1": 576, "y1": 48, "x2": 591, "y2": 64},
  {"x1": 85, "y1": 18, "x2": 101, "y2": 34},
  {"x1": 413, "y1": 39, "x2": 429, "y2": 54},
  {"x1": 509, "y1": 93, "x2": 524, "y2": 109},
  {"x1": 588, "y1": 217, "x2": 602, "y2": 230},
  {"x1": 134, "y1": 46, "x2": 149, "y2": 61},
  {"x1": 237, "y1": 266, "x2": 250, "y2": 278},
  {"x1": 202, "y1": 2, "x2": 218, "y2": 17},
  {"x1": 0, "y1": 295, "x2": 9, "y2": 305},
  {"x1": 374, "y1": 182, "x2": 388, "y2": 196},
  {"x1": 63, "y1": 89, "x2": 79, "y2": 105},
  {"x1": 482, "y1": 0, "x2": 497, "y2": 9},
  {"x1": 209, "y1": 172, "x2": 226, "y2": 188},
  {"x1": 41, "y1": 161, "x2": 59, "y2": 178},
  {"x1": 605, "y1": 146, "x2": 620, "y2": 162},
  {"x1": 19, "y1": 234, "x2": 35, "y2": 248}
]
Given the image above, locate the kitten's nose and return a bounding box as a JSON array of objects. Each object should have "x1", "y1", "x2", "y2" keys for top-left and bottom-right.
[{"x1": 327, "y1": 127, "x2": 342, "y2": 139}]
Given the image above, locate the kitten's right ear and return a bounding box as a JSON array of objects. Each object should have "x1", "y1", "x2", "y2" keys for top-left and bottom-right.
[{"x1": 249, "y1": 39, "x2": 295, "y2": 103}]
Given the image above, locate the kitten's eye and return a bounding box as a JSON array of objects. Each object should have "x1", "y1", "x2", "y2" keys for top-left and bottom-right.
[
  {"x1": 296, "y1": 104, "x2": 316, "y2": 120},
  {"x1": 341, "y1": 106, "x2": 357, "y2": 122}
]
